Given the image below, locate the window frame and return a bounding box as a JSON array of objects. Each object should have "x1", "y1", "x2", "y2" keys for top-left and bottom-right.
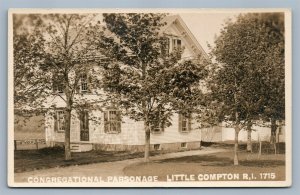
[
  {"x1": 153, "y1": 144, "x2": 161, "y2": 150},
  {"x1": 52, "y1": 73, "x2": 64, "y2": 94},
  {"x1": 181, "y1": 142, "x2": 187, "y2": 148},
  {"x1": 79, "y1": 73, "x2": 88, "y2": 93},
  {"x1": 150, "y1": 113, "x2": 165, "y2": 134},
  {"x1": 151, "y1": 123, "x2": 164, "y2": 134},
  {"x1": 104, "y1": 110, "x2": 122, "y2": 134},
  {"x1": 80, "y1": 110, "x2": 89, "y2": 141},
  {"x1": 172, "y1": 38, "x2": 182, "y2": 51},
  {"x1": 55, "y1": 110, "x2": 66, "y2": 133},
  {"x1": 179, "y1": 113, "x2": 191, "y2": 133}
]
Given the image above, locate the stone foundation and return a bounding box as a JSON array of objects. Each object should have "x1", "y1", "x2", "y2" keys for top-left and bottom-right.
[
  {"x1": 49, "y1": 141, "x2": 201, "y2": 153},
  {"x1": 93, "y1": 141, "x2": 201, "y2": 152}
]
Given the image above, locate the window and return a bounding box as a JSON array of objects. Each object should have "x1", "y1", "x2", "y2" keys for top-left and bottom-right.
[
  {"x1": 172, "y1": 38, "x2": 182, "y2": 51},
  {"x1": 54, "y1": 110, "x2": 65, "y2": 132},
  {"x1": 181, "y1": 142, "x2": 187, "y2": 148},
  {"x1": 150, "y1": 111, "x2": 165, "y2": 134},
  {"x1": 53, "y1": 83, "x2": 64, "y2": 93},
  {"x1": 104, "y1": 110, "x2": 121, "y2": 133},
  {"x1": 52, "y1": 73, "x2": 64, "y2": 93},
  {"x1": 150, "y1": 109, "x2": 166, "y2": 133},
  {"x1": 80, "y1": 74, "x2": 88, "y2": 93},
  {"x1": 80, "y1": 111, "x2": 89, "y2": 131},
  {"x1": 154, "y1": 144, "x2": 161, "y2": 150},
  {"x1": 151, "y1": 122, "x2": 163, "y2": 133},
  {"x1": 162, "y1": 37, "x2": 182, "y2": 55},
  {"x1": 80, "y1": 110, "x2": 89, "y2": 141},
  {"x1": 179, "y1": 114, "x2": 191, "y2": 132}
]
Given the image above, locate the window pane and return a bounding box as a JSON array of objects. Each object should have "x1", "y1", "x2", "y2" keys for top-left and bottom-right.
[
  {"x1": 80, "y1": 74, "x2": 88, "y2": 92},
  {"x1": 110, "y1": 111, "x2": 117, "y2": 120},
  {"x1": 182, "y1": 121, "x2": 187, "y2": 128},
  {"x1": 105, "y1": 110, "x2": 121, "y2": 133},
  {"x1": 58, "y1": 111, "x2": 65, "y2": 131},
  {"x1": 177, "y1": 39, "x2": 181, "y2": 47},
  {"x1": 110, "y1": 121, "x2": 117, "y2": 132}
]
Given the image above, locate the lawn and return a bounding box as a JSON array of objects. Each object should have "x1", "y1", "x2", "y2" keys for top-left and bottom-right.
[
  {"x1": 14, "y1": 146, "x2": 172, "y2": 173},
  {"x1": 123, "y1": 151, "x2": 286, "y2": 181}
]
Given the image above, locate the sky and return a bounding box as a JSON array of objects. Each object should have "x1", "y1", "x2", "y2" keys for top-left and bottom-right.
[
  {"x1": 17, "y1": 12, "x2": 238, "y2": 55},
  {"x1": 94, "y1": 12, "x2": 238, "y2": 54},
  {"x1": 179, "y1": 13, "x2": 238, "y2": 54}
]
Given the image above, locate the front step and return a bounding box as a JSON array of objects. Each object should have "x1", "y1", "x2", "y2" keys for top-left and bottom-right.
[
  {"x1": 70, "y1": 144, "x2": 80, "y2": 152},
  {"x1": 70, "y1": 143, "x2": 93, "y2": 152}
]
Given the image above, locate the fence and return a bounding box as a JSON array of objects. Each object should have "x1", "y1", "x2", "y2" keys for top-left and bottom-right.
[{"x1": 14, "y1": 139, "x2": 47, "y2": 150}]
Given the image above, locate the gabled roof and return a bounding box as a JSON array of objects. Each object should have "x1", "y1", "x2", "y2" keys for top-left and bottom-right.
[{"x1": 160, "y1": 14, "x2": 209, "y2": 59}]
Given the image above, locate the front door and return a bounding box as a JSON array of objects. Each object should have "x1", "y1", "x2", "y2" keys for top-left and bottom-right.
[{"x1": 80, "y1": 111, "x2": 89, "y2": 141}]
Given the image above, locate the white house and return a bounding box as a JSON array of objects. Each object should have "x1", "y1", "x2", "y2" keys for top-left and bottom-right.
[
  {"x1": 201, "y1": 122, "x2": 285, "y2": 143},
  {"x1": 44, "y1": 15, "x2": 208, "y2": 152}
]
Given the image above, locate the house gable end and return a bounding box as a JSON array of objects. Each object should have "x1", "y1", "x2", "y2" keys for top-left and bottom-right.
[{"x1": 161, "y1": 15, "x2": 209, "y2": 60}]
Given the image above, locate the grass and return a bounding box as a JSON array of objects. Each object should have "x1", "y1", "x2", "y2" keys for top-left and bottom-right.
[
  {"x1": 202, "y1": 141, "x2": 286, "y2": 154},
  {"x1": 14, "y1": 146, "x2": 171, "y2": 173},
  {"x1": 15, "y1": 142, "x2": 286, "y2": 180},
  {"x1": 123, "y1": 151, "x2": 286, "y2": 181}
]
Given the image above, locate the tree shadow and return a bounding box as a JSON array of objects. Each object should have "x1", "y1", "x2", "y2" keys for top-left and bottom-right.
[{"x1": 157, "y1": 154, "x2": 285, "y2": 167}]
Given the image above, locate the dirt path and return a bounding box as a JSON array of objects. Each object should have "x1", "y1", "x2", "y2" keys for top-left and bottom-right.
[{"x1": 14, "y1": 147, "x2": 227, "y2": 183}]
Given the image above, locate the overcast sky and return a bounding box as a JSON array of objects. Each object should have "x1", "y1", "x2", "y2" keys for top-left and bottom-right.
[
  {"x1": 179, "y1": 13, "x2": 238, "y2": 54},
  {"x1": 87, "y1": 12, "x2": 238, "y2": 54}
]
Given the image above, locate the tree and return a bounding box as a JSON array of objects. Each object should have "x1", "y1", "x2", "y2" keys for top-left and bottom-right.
[
  {"x1": 13, "y1": 14, "x2": 104, "y2": 160},
  {"x1": 256, "y1": 13, "x2": 285, "y2": 152},
  {"x1": 209, "y1": 13, "x2": 285, "y2": 165},
  {"x1": 13, "y1": 15, "x2": 48, "y2": 110},
  {"x1": 97, "y1": 13, "x2": 208, "y2": 161}
]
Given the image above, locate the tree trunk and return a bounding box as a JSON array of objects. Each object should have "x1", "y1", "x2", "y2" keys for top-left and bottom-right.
[
  {"x1": 270, "y1": 118, "x2": 277, "y2": 155},
  {"x1": 259, "y1": 140, "x2": 262, "y2": 156},
  {"x1": 276, "y1": 120, "x2": 282, "y2": 154},
  {"x1": 234, "y1": 127, "x2": 239, "y2": 165},
  {"x1": 246, "y1": 122, "x2": 252, "y2": 152},
  {"x1": 144, "y1": 121, "x2": 150, "y2": 162},
  {"x1": 64, "y1": 107, "x2": 72, "y2": 161}
]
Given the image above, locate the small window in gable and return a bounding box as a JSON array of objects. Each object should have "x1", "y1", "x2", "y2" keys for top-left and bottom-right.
[
  {"x1": 104, "y1": 110, "x2": 121, "y2": 134},
  {"x1": 172, "y1": 38, "x2": 182, "y2": 50},
  {"x1": 161, "y1": 37, "x2": 182, "y2": 55}
]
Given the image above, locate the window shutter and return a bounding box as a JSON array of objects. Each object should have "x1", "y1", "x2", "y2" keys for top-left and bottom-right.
[
  {"x1": 87, "y1": 77, "x2": 91, "y2": 93},
  {"x1": 117, "y1": 121, "x2": 121, "y2": 133},
  {"x1": 104, "y1": 111, "x2": 109, "y2": 133},
  {"x1": 116, "y1": 111, "x2": 121, "y2": 133},
  {"x1": 76, "y1": 82, "x2": 80, "y2": 93},
  {"x1": 116, "y1": 111, "x2": 121, "y2": 121},
  {"x1": 178, "y1": 114, "x2": 182, "y2": 132},
  {"x1": 188, "y1": 115, "x2": 192, "y2": 131},
  {"x1": 54, "y1": 111, "x2": 58, "y2": 132}
]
